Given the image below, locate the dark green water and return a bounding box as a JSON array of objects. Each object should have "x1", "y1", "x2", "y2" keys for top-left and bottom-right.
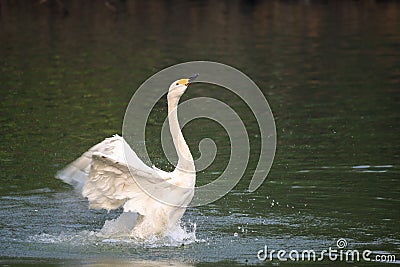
[{"x1": 0, "y1": 1, "x2": 399, "y2": 266}]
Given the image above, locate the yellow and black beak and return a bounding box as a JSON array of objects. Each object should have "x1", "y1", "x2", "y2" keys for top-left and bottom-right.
[{"x1": 177, "y1": 73, "x2": 199, "y2": 87}]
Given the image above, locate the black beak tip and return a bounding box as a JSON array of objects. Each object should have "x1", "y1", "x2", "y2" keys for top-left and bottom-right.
[{"x1": 188, "y1": 73, "x2": 199, "y2": 82}]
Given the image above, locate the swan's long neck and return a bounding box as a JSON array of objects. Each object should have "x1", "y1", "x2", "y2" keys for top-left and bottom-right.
[{"x1": 167, "y1": 95, "x2": 195, "y2": 175}]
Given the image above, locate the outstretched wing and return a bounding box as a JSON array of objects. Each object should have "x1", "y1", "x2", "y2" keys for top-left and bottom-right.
[
  {"x1": 56, "y1": 134, "x2": 158, "y2": 188},
  {"x1": 82, "y1": 152, "x2": 168, "y2": 212},
  {"x1": 83, "y1": 152, "x2": 194, "y2": 215},
  {"x1": 57, "y1": 134, "x2": 194, "y2": 214},
  {"x1": 56, "y1": 135, "x2": 125, "y2": 189}
]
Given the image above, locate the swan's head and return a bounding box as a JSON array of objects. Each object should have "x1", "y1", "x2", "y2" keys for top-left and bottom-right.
[{"x1": 168, "y1": 74, "x2": 199, "y2": 99}]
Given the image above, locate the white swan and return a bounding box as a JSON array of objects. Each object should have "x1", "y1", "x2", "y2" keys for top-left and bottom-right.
[{"x1": 56, "y1": 75, "x2": 198, "y2": 239}]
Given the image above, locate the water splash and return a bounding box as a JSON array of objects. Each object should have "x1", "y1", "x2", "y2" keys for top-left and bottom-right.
[
  {"x1": 31, "y1": 212, "x2": 198, "y2": 248},
  {"x1": 98, "y1": 212, "x2": 138, "y2": 238}
]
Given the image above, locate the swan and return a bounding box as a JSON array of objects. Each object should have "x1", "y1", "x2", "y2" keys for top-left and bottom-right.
[{"x1": 56, "y1": 75, "x2": 198, "y2": 239}]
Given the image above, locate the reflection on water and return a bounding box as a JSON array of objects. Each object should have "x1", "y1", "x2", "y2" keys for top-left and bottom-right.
[
  {"x1": 71, "y1": 260, "x2": 193, "y2": 267},
  {"x1": 0, "y1": 0, "x2": 399, "y2": 266}
]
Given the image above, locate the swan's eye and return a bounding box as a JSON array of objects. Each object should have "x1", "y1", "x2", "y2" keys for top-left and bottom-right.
[{"x1": 176, "y1": 83, "x2": 179, "y2": 86}]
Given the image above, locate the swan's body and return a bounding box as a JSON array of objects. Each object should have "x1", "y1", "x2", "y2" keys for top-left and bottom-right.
[{"x1": 56, "y1": 76, "x2": 197, "y2": 239}]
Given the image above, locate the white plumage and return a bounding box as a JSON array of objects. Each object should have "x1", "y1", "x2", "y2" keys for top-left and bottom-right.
[{"x1": 56, "y1": 76, "x2": 197, "y2": 239}]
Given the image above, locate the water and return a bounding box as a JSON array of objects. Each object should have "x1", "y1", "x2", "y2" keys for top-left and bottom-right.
[{"x1": 0, "y1": 1, "x2": 399, "y2": 266}]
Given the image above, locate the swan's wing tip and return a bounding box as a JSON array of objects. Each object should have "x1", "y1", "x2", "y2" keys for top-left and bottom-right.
[
  {"x1": 55, "y1": 161, "x2": 89, "y2": 190},
  {"x1": 56, "y1": 134, "x2": 122, "y2": 190}
]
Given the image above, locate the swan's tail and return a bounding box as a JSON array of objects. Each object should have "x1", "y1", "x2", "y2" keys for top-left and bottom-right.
[{"x1": 56, "y1": 134, "x2": 124, "y2": 191}]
